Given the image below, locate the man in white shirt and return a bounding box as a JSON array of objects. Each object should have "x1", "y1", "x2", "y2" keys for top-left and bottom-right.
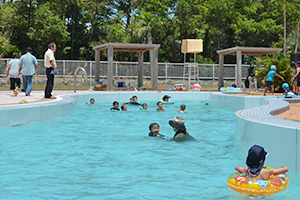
[{"x1": 44, "y1": 43, "x2": 57, "y2": 99}]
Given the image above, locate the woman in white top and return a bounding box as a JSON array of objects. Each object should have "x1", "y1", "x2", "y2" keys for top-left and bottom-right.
[{"x1": 6, "y1": 52, "x2": 21, "y2": 97}]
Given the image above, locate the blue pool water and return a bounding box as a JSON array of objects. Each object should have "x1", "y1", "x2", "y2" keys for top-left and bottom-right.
[{"x1": 1, "y1": 98, "x2": 300, "y2": 199}]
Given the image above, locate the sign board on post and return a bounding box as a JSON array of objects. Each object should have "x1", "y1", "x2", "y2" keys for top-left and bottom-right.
[{"x1": 181, "y1": 39, "x2": 203, "y2": 54}]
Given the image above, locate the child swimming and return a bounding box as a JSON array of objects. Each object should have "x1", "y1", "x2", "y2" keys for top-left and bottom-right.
[
  {"x1": 86, "y1": 98, "x2": 95, "y2": 104},
  {"x1": 111, "y1": 101, "x2": 120, "y2": 111},
  {"x1": 140, "y1": 103, "x2": 148, "y2": 110},
  {"x1": 178, "y1": 104, "x2": 187, "y2": 113},
  {"x1": 121, "y1": 105, "x2": 127, "y2": 111},
  {"x1": 235, "y1": 145, "x2": 288, "y2": 181},
  {"x1": 156, "y1": 101, "x2": 165, "y2": 111},
  {"x1": 148, "y1": 123, "x2": 164, "y2": 137}
]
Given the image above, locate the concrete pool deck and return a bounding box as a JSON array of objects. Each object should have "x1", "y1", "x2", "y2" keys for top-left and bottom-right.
[{"x1": 0, "y1": 90, "x2": 81, "y2": 105}]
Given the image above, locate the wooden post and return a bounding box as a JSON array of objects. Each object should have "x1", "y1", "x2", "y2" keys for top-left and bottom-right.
[
  {"x1": 138, "y1": 50, "x2": 143, "y2": 87},
  {"x1": 151, "y1": 47, "x2": 158, "y2": 90},
  {"x1": 107, "y1": 46, "x2": 114, "y2": 91},
  {"x1": 236, "y1": 50, "x2": 242, "y2": 88},
  {"x1": 95, "y1": 50, "x2": 100, "y2": 82},
  {"x1": 218, "y1": 53, "x2": 224, "y2": 89}
]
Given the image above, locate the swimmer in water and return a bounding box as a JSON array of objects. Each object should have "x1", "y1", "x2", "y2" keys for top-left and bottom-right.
[
  {"x1": 156, "y1": 101, "x2": 165, "y2": 112},
  {"x1": 169, "y1": 116, "x2": 193, "y2": 141},
  {"x1": 86, "y1": 98, "x2": 95, "y2": 104},
  {"x1": 111, "y1": 101, "x2": 120, "y2": 111},
  {"x1": 123, "y1": 97, "x2": 133, "y2": 105},
  {"x1": 148, "y1": 123, "x2": 164, "y2": 137},
  {"x1": 235, "y1": 145, "x2": 288, "y2": 181},
  {"x1": 178, "y1": 104, "x2": 186, "y2": 113},
  {"x1": 140, "y1": 103, "x2": 148, "y2": 110},
  {"x1": 162, "y1": 95, "x2": 171, "y2": 103},
  {"x1": 121, "y1": 105, "x2": 127, "y2": 111}
]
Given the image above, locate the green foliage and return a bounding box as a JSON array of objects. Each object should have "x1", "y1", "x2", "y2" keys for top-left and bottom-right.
[
  {"x1": 0, "y1": 0, "x2": 300, "y2": 63},
  {"x1": 27, "y1": 3, "x2": 69, "y2": 58},
  {"x1": 255, "y1": 53, "x2": 294, "y2": 92}
]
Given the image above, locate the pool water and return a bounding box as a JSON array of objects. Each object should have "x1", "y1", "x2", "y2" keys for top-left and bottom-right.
[{"x1": 1, "y1": 99, "x2": 300, "y2": 200}]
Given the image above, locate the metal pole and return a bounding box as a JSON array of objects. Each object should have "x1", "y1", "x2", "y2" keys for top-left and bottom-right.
[
  {"x1": 89, "y1": 61, "x2": 92, "y2": 86},
  {"x1": 165, "y1": 63, "x2": 168, "y2": 84},
  {"x1": 63, "y1": 60, "x2": 66, "y2": 84}
]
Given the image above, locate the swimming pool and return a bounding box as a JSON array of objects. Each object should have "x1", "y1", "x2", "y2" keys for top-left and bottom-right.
[{"x1": 1, "y1": 96, "x2": 300, "y2": 199}]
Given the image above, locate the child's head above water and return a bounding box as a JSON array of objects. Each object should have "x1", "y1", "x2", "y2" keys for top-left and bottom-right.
[
  {"x1": 113, "y1": 101, "x2": 119, "y2": 108},
  {"x1": 246, "y1": 145, "x2": 268, "y2": 176},
  {"x1": 121, "y1": 105, "x2": 127, "y2": 111},
  {"x1": 141, "y1": 103, "x2": 148, "y2": 109},
  {"x1": 157, "y1": 101, "x2": 163, "y2": 107},
  {"x1": 90, "y1": 98, "x2": 95, "y2": 104},
  {"x1": 149, "y1": 123, "x2": 160, "y2": 134},
  {"x1": 132, "y1": 95, "x2": 138, "y2": 101},
  {"x1": 180, "y1": 104, "x2": 186, "y2": 111}
]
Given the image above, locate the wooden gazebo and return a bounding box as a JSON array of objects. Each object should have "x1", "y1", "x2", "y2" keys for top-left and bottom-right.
[
  {"x1": 216, "y1": 47, "x2": 282, "y2": 88},
  {"x1": 93, "y1": 43, "x2": 160, "y2": 91}
]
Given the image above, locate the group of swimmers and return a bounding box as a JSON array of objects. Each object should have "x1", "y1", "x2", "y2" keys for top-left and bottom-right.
[
  {"x1": 86, "y1": 93, "x2": 290, "y2": 184},
  {"x1": 86, "y1": 95, "x2": 191, "y2": 141},
  {"x1": 86, "y1": 95, "x2": 187, "y2": 113}
]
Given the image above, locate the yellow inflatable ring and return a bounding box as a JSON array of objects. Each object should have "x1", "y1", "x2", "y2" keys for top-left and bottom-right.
[
  {"x1": 227, "y1": 167, "x2": 289, "y2": 196},
  {"x1": 160, "y1": 100, "x2": 175, "y2": 104}
]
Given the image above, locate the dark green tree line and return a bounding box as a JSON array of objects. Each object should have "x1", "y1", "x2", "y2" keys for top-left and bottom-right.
[{"x1": 0, "y1": 0, "x2": 299, "y2": 62}]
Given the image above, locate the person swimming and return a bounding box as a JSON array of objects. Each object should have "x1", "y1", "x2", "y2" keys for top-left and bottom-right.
[
  {"x1": 140, "y1": 103, "x2": 148, "y2": 110},
  {"x1": 148, "y1": 123, "x2": 164, "y2": 137},
  {"x1": 86, "y1": 98, "x2": 95, "y2": 104},
  {"x1": 121, "y1": 105, "x2": 127, "y2": 111},
  {"x1": 156, "y1": 101, "x2": 165, "y2": 111},
  {"x1": 111, "y1": 101, "x2": 120, "y2": 111},
  {"x1": 178, "y1": 104, "x2": 186, "y2": 113},
  {"x1": 169, "y1": 116, "x2": 193, "y2": 141}
]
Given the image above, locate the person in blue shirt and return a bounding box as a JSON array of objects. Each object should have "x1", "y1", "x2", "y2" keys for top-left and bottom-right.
[
  {"x1": 282, "y1": 83, "x2": 298, "y2": 98},
  {"x1": 18, "y1": 47, "x2": 38, "y2": 96},
  {"x1": 262, "y1": 65, "x2": 284, "y2": 96}
]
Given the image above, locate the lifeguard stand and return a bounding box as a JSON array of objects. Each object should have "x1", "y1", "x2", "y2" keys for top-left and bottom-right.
[{"x1": 181, "y1": 39, "x2": 203, "y2": 90}]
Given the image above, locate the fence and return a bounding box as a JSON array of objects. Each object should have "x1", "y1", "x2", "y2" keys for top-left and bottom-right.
[{"x1": 0, "y1": 58, "x2": 252, "y2": 86}]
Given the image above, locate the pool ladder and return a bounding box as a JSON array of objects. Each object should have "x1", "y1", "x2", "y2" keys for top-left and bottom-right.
[{"x1": 74, "y1": 67, "x2": 87, "y2": 93}]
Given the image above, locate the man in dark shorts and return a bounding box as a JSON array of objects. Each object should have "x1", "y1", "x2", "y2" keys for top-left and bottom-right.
[{"x1": 6, "y1": 52, "x2": 21, "y2": 96}]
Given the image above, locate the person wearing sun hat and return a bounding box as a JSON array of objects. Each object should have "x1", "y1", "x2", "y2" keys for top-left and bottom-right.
[
  {"x1": 262, "y1": 65, "x2": 284, "y2": 96},
  {"x1": 235, "y1": 145, "x2": 289, "y2": 180},
  {"x1": 169, "y1": 116, "x2": 193, "y2": 141}
]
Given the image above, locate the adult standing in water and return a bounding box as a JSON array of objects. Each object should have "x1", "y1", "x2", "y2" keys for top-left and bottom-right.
[
  {"x1": 169, "y1": 116, "x2": 193, "y2": 141},
  {"x1": 18, "y1": 47, "x2": 38, "y2": 96},
  {"x1": 44, "y1": 42, "x2": 57, "y2": 99}
]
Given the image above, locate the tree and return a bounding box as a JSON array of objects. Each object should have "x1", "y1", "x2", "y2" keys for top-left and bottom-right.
[{"x1": 27, "y1": 3, "x2": 69, "y2": 59}]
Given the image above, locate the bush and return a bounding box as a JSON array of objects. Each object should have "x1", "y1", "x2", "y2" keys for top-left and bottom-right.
[{"x1": 255, "y1": 53, "x2": 294, "y2": 92}]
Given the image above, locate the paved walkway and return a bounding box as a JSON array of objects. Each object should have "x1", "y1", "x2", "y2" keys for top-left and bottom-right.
[{"x1": 0, "y1": 90, "x2": 85, "y2": 105}]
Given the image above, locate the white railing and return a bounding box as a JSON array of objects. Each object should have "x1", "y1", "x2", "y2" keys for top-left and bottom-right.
[{"x1": 0, "y1": 58, "x2": 252, "y2": 85}]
